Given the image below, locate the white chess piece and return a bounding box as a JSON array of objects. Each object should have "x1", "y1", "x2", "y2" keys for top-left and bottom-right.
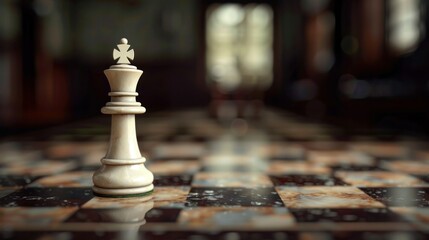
[{"x1": 92, "y1": 38, "x2": 154, "y2": 198}]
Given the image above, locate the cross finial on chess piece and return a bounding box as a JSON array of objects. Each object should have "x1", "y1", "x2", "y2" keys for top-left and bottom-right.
[{"x1": 113, "y1": 38, "x2": 135, "y2": 64}]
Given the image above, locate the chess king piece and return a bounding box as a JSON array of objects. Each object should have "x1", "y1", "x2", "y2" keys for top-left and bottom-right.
[{"x1": 92, "y1": 38, "x2": 154, "y2": 198}]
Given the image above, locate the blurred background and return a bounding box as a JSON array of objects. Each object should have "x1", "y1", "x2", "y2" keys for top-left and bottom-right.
[{"x1": 1, "y1": 0, "x2": 429, "y2": 137}]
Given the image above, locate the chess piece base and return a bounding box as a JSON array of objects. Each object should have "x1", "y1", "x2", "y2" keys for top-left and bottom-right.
[{"x1": 93, "y1": 185, "x2": 154, "y2": 198}]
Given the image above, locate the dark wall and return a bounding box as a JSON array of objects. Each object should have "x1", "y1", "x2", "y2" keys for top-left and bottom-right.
[{"x1": 0, "y1": 0, "x2": 210, "y2": 130}]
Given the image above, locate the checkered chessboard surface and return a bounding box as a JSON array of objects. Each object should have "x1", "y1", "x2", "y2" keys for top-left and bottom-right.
[{"x1": 1, "y1": 110, "x2": 429, "y2": 240}]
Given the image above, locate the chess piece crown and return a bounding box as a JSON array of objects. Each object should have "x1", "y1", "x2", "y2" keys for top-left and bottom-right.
[{"x1": 111, "y1": 38, "x2": 137, "y2": 69}]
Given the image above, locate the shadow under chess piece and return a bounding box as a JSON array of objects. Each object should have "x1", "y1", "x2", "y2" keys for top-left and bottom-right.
[{"x1": 92, "y1": 38, "x2": 154, "y2": 198}]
